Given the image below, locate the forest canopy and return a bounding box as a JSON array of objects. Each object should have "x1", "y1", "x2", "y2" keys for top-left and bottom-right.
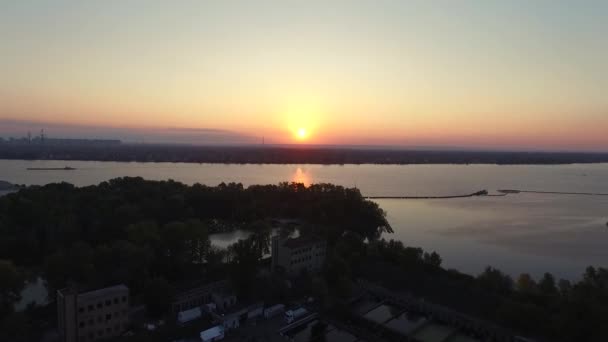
[{"x1": 0, "y1": 177, "x2": 390, "y2": 273}]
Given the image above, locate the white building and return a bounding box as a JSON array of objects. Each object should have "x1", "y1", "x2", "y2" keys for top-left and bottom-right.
[
  {"x1": 211, "y1": 291, "x2": 237, "y2": 312},
  {"x1": 57, "y1": 284, "x2": 130, "y2": 342},
  {"x1": 271, "y1": 235, "x2": 326, "y2": 275}
]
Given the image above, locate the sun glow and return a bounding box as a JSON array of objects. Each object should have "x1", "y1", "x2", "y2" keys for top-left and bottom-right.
[
  {"x1": 296, "y1": 128, "x2": 308, "y2": 140},
  {"x1": 281, "y1": 98, "x2": 327, "y2": 143}
]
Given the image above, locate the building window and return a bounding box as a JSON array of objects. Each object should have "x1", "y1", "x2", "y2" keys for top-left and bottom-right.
[
  {"x1": 97, "y1": 302, "x2": 102, "y2": 309},
  {"x1": 78, "y1": 307, "x2": 85, "y2": 313},
  {"x1": 122, "y1": 296, "x2": 127, "y2": 302},
  {"x1": 106, "y1": 314, "x2": 112, "y2": 321},
  {"x1": 79, "y1": 321, "x2": 85, "y2": 328},
  {"x1": 114, "y1": 298, "x2": 119, "y2": 304},
  {"x1": 88, "y1": 305, "x2": 94, "y2": 312},
  {"x1": 105, "y1": 300, "x2": 111, "y2": 306},
  {"x1": 98, "y1": 330, "x2": 103, "y2": 337}
]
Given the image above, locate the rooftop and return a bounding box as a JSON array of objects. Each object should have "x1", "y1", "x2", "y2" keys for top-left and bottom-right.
[
  {"x1": 282, "y1": 235, "x2": 325, "y2": 249},
  {"x1": 78, "y1": 284, "x2": 129, "y2": 300}
]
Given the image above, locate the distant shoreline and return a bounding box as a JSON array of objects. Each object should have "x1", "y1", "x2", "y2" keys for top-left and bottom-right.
[{"x1": 1, "y1": 144, "x2": 608, "y2": 165}]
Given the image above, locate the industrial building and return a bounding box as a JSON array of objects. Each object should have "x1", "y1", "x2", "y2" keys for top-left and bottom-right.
[
  {"x1": 57, "y1": 284, "x2": 129, "y2": 342},
  {"x1": 271, "y1": 235, "x2": 326, "y2": 275}
]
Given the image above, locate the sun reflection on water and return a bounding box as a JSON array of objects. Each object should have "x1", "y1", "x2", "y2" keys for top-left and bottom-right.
[{"x1": 292, "y1": 167, "x2": 312, "y2": 186}]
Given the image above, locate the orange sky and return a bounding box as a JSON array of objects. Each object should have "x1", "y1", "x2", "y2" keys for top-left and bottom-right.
[{"x1": 1, "y1": 1, "x2": 607, "y2": 150}]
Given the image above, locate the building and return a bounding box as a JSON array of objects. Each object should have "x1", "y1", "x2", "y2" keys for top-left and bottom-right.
[
  {"x1": 210, "y1": 302, "x2": 263, "y2": 332},
  {"x1": 271, "y1": 235, "x2": 327, "y2": 275},
  {"x1": 211, "y1": 290, "x2": 237, "y2": 312},
  {"x1": 57, "y1": 284, "x2": 129, "y2": 342},
  {"x1": 171, "y1": 280, "x2": 229, "y2": 313}
]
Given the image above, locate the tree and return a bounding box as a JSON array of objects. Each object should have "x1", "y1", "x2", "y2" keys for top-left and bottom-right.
[
  {"x1": 477, "y1": 267, "x2": 513, "y2": 295},
  {"x1": 538, "y1": 273, "x2": 557, "y2": 296},
  {"x1": 0, "y1": 312, "x2": 30, "y2": 342},
  {"x1": 558, "y1": 279, "x2": 572, "y2": 297},
  {"x1": 0, "y1": 260, "x2": 24, "y2": 316},
  {"x1": 516, "y1": 273, "x2": 537, "y2": 294},
  {"x1": 423, "y1": 251, "x2": 442, "y2": 268},
  {"x1": 310, "y1": 321, "x2": 328, "y2": 342},
  {"x1": 143, "y1": 277, "x2": 172, "y2": 318},
  {"x1": 227, "y1": 237, "x2": 264, "y2": 298}
]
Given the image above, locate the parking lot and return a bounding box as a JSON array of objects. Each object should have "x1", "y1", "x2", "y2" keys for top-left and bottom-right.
[{"x1": 222, "y1": 316, "x2": 286, "y2": 342}]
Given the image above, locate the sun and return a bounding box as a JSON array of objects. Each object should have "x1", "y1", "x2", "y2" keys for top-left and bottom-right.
[{"x1": 296, "y1": 128, "x2": 308, "y2": 140}]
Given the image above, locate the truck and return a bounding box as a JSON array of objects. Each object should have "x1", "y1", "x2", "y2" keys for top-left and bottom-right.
[
  {"x1": 200, "y1": 325, "x2": 225, "y2": 342},
  {"x1": 263, "y1": 304, "x2": 285, "y2": 319},
  {"x1": 177, "y1": 307, "x2": 202, "y2": 325},
  {"x1": 285, "y1": 307, "x2": 308, "y2": 324}
]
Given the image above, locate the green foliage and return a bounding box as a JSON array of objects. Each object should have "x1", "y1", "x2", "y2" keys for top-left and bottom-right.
[
  {"x1": 0, "y1": 260, "x2": 24, "y2": 316},
  {"x1": 0, "y1": 311, "x2": 31, "y2": 342},
  {"x1": 516, "y1": 273, "x2": 537, "y2": 294},
  {"x1": 227, "y1": 233, "x2": 267, "y2": 298},
  {"x1": 538, "y1": 272, "x2": 557, "y2": 296},
  {"x1": 143, "y1": 277, "x2": 173, "y2": 319},
  {"x1": 350, "y1": 238, "x2": 608, "y2": 342},
  {"x1": 0, "y1": 178, "x2": 390, "y2": 267},
  {"x1": 310, "y1": 321, "x2": 329, "y2": 342},
  {"x1": 0, "y1": 177, "x2": 389, "y2": 317},
  {"x1": 477, "y1": 266, "x2": 514, "y2": 295}
]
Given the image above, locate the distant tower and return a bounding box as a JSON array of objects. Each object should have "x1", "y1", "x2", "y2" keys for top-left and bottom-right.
[
  {"x1": 40, "y1": 129, "x2": 45, "y2": 144},
  {"x1": 27, "y1": 131, "x2": 31, "y2": 143}
]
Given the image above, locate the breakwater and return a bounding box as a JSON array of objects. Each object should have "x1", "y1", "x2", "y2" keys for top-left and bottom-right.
[
  {"x1": 498, "y1": 189, "x2": 608, "y2": 196},
  {"x1": 367, "y1": 190, "x2": 488, "y2": 199}
]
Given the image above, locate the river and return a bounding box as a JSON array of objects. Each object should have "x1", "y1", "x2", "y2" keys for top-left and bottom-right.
[{"x1": 1, "y1": 159, "x2": 607, "y2": 280}]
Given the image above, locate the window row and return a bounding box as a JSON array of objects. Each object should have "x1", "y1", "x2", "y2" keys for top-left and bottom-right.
[
  {"x1": 78, "y1": 323, "x2": 128, "y2": 342},
  {"x1": 78, "y1": 310, "x2": 128, "y2": 328},
  {"x1": 78, "y1": 296, "x2": 127, "y2": 313},
  {"x1": 293, "y1": 247, "x2": 312, "y2": 255},
  {"x1": 290, "y1": 255, "x2": 312, "y2": 265}
]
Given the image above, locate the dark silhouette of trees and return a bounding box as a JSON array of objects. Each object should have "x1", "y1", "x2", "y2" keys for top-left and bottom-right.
[
  {"x1": 348, "y1": 237, "x2": 608, "y2": 342},
  {"x1": 1, "y1": 178, "x2": 607, "y2": 341},
  {"x1": 538, "y1": 272, "x2": 557, "y2": 296},
  {"x1": 0, "y1": 260, "x2": 23, "y2": 316},
  {"x1": 143, "y1": 277, "x2": 173, "y2": 319},
  {"x1": 477, "y1": 267, "x2": 514, "y2": 296}
]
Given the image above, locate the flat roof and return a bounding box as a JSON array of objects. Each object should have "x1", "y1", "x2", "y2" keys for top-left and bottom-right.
[
  {"x1": 200, "y1": 325, "x2": 224, "y2": 340},
  {"x1": 79, "y1": 284, "x2": 129, "y2": 300},
  {"x1": 282, "y1": 235, "x2": 325, "y2": 249}
]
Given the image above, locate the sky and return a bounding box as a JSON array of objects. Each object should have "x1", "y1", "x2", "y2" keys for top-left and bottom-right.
[{"x1": 1, "y1": 1, "x2": 607, "y2": 150}]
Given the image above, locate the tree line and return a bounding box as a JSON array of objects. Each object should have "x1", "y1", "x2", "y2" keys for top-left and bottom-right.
[
  {"x1": 330, "y1": 236, "x2": 608, "y2": 342},
  {"x1": 0, "y1": 177, "x2": 390, "y2": 340}
]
